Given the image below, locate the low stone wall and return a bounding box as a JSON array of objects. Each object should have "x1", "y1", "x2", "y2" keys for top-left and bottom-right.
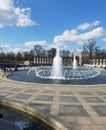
[{"x1": 0, "y1": 99, "x2": 68, "y2": 130}]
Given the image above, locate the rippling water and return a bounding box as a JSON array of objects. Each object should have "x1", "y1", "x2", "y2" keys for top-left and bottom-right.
[
  {"x1": 0, "y1": 105, "x2": 54, "y2": 130},
  {"x1": 8, "y1": 67, "x2": 106, "y2": 85}
]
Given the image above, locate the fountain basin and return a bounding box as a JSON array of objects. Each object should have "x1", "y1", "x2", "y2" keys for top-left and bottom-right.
[
  {"x1": 0, "y1": 102, "x2": 54, "y2": 130},
  {"x1": 0, "y1": 100, "x2": 67, "y2": 130},
  {"x1": 8, "y1": 67, "x2": 106, "y2": 85},
  {"x1": 0, "y1": 119, "x2": 21, "y2": 130}
]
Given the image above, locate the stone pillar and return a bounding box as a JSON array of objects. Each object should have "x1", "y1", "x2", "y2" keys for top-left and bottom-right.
[
  {"x1": 96, "y1": 59, "x2": 99, "y2": 65},
  {"x1": 33, "y1": 58, "x2": 36, "y2": 64},
  {"x1": 103, "y1": 59, "x2": 105, "y2": 66},
  {"x1": 37, "y1": 58, "x2": 39, "y2": 64},
  {"x1": 100, "y1": 59, "x2": 102, "y2": 66},
  {"x1": 45, "y1": 58, "x2": 46, "y2": 64},
  {"x1": 93, "y1": 59, "x2": 95, "y2": 65},
  {"x1": 39, "y1": 58, "x2": 41, "y2": 64}
]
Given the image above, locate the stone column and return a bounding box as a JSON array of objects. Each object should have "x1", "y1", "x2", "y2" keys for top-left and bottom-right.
[
  {"x1": 42, "y1": 58, "x2": 44, "y2": 64},
  {"x1": 45, "y1": 58, "x2": 46, "y2": 64},
  {"x1": 47, "y1": 59, "x2": 49, "y2": 64},
  {"x1": 33, "y1": 58, "x2": 36, "y2": 64},
  {"x1": 93, "y1": 59, "x2": 95, "y2": 65},
  {"x1": 37, "y1": 58, "x2": 39, "y2": 64},
  {"x1": 39, "y1": 58, "x2": 41, "y2": 64},
  {"x1": 96, "y1": 59, "x2": 99, "y2": 65},
  {"x1": 100, "y1": 59, "x2": 102, "y2": 66},
  {"x1": 103, "y1": 59, "x2": 105, "y2": 66}
]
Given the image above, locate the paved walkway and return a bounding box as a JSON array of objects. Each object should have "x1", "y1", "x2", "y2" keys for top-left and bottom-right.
[{"x1": 0, "y1": 70, "x2": 106, "y2": 130}]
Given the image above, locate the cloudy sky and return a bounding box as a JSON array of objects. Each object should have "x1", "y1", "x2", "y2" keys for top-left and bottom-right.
[{"x1": 0, "y1": 0, "x2": 106, "y2": 53}]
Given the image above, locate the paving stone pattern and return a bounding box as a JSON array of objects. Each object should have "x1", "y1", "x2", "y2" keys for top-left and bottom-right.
[{"x1": 0, "y1": 71, "x2": 106, "y2": 130}]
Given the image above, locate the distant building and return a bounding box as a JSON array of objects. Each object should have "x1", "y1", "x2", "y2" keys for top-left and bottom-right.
[
  {"x1": 24, "y1": 61, "x2": 32, "y2": 66},
  {"x1": 72, "y1": 49, "x2": 82, "y2": 65}
]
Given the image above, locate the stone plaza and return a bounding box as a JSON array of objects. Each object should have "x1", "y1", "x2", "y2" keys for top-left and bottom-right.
[{"x1": 0, "y1": 69, "x2": 106, "y2": 130}]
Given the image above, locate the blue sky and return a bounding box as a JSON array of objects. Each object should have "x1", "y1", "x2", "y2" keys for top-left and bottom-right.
[{"x1": 0, "y1": 0, "x2": 106, "y2": 53}]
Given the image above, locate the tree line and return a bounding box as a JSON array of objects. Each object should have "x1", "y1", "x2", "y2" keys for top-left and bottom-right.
[
  {"x1": 82, "y1": 39, "x2": 106, "y2": 63},
  {"x1": 0, "y1": 39, "x2": 106, "y2": 64},
  {"x1": 0, "y1": 46, "x2": 71, "y2": 63}
]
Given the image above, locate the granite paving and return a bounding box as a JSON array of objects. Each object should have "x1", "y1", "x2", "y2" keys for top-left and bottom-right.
[{"x1": 0, "y1": 69, "x2": 106, "y2": 130}]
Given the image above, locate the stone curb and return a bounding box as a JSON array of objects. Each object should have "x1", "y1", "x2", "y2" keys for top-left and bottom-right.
[
  {"x1": 0, "y1": 99, "x2": 69, "y2": 130},
  {"x1": 1, "y1": 73, "x2": 106, "y2": 88}
]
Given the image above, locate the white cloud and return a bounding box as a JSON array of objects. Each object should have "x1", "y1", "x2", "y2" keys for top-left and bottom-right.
[
  {"x1": 0, "y1": 0, "x2": 36, "y2": 28},
  {"x1": 77, "y1": 23, "x2": 90, "y2": 30},
  {"x1": 78, "y1": 27, "x2": 105, "y2": 42},
  {"x1": 0, "y1": 43, "x2": 22, "y2": 53},
  {"x1": 91, "y1": 20, "x2": 101, "y2": 26},
  {"x1": 54, "y1": 21, "x2": 106, "y2": 48},
  {"x1": 54, "y1": 29, "x2": 77, "y2": 44},
  {"x1": 77, "y1": 20, "x2": 101, "y2": 30},
  {"x1": 0, "y1": 44, "x2": 10, "y2": 49},
  {"x1": 12, "y1": 47, "x2": 22, "y2": 52},
  {"x1": 102, "y1": 38, "x2": 106, "y2": 42},
  {"x1": 0, "y1": 0, "x2": 12, "y2": 10},
  {"x1": 25, "y1": 40, "x2": 49, "y2": 48}
]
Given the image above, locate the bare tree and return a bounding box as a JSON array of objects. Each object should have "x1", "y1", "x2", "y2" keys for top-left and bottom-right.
[
  {"x1": 82, "y1": 39, "x2": 99, "y2": 62},
  {"x1": 6, "y1": 52, "x2": 16, "y2": 62},
  {"x1": 0, "y1": 52, "x2": 6, "y2": 62},
  {"x1": 100, "y1": 49, "x2": 106, "y2": 59},
  {"x1": 23, "y1": 51, "x2": 30, "y2": 61},
  {"x1": 34, "y1": 45, "x2": 44, "y2": 57},
  {"x1": 47, "y1": 48, "x2": 56, "y2": 58},
  {"x1": 16, "y1": 52, "x2": 23, "y2": 62},
  {"x1": 61, "y1": 50, "x2": 70, "y2": 57}
]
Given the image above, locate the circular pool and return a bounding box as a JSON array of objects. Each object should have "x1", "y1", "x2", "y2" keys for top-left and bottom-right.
[
  {"x1": 8, "y1": 67, "x2": 106, "y2": 85},
  {"x1": 0, "y1": 104, "x2": 54, "y2": 130}
]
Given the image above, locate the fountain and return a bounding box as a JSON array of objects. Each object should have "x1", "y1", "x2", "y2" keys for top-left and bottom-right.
[
  {"x1": 8, "y1": 48, "x2": 106, "y2": 85},
  {"x1": 51, "y1": 49, "x2": 63, "y2": 78},
  {"x1": 34, "y1": 49, "x2": 100, "y2": 80},
  {"x1": 73, "y1": 56, "x2": 78, "y2": 69}
]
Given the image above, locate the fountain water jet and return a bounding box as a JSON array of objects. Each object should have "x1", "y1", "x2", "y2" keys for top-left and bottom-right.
[
  {"x1": 51, "y1": 49, "x2": 63, "y2": 78},
  {"x1": 73, "y1": 57, "x2": 78, "y2": 69},
  {"x1": 30, "y1": 49, "x2": 100, "y2": 80}
]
